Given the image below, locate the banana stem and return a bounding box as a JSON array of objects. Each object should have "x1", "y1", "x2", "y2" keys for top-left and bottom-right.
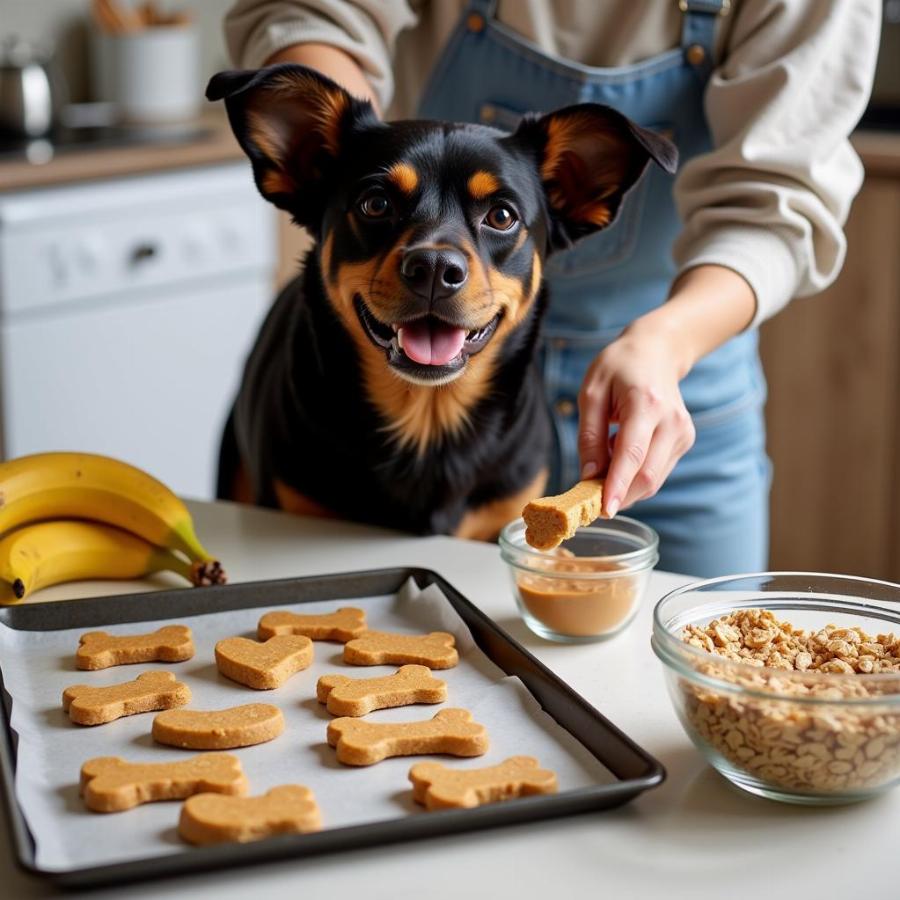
[{"x1": 190, "y1": 559, "x2": 227, "y2": 586}]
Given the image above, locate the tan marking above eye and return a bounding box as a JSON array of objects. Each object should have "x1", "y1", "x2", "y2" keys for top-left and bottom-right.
[
  {"x1": 387, "y1": 163, "x2": 419, "y2": 194},
  {"x1": 468, "y1": 171, "x2": 500, "y2": 200}
]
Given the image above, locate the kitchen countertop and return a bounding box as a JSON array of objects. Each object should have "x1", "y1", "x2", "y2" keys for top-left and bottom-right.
[
  {"x1": 1, "y1": 500, "x2": 897, "y2": 899},
  {"x1": 1, "y1": 120, "x2": 898, "y2": 195},
  {"x1": 0, "y1": 111, "x2": 244, "y2": 193}
]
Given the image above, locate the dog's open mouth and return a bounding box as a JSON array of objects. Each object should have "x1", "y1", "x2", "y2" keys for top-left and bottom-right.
[{"x1": 354, "y1": 296, "x2": 501, "y2": 382}]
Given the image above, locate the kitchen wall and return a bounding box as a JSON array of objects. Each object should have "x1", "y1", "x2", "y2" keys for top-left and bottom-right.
[{"x1": 1, "y1": 0, "x2": 231, "y2": 102}]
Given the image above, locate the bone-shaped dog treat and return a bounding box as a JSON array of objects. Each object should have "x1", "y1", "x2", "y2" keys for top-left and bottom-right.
[
  {"x1": 343, "y1": 631, "x2": 458, "y2": 669},
  {"x1": 409, "y1": 756, "x2": 558, "y2": 810},
  {"x1": 327, "y1": 707, "x2": 488, "y2": 765},
  {"x1": 76, "y1": 625, "x2": 194, "y2": 670},
  {"x1": 62, "y1": 670, "x2": 191, "y2": 725},
  {"x1": 257, "y1": 607, "x2": 367, "y2": 642},
  {"x1": 153, "y1": 703, "x2": 285, "y2": 749},
  {"x1": 522, "y1": 478, "x2": 604, "y2": 550},
  {"x1": 80, "y1": 752, "x2": 247, "y2": 812},
  {"x1": 215, "y1": 635, "x2": 313, "y2": 689},
  {"x1": 317, "y1": 665, "x2": 447, "y2": 716},
  {"x1": 179, "y1": 785, "x2": 322, "y2": 846}
]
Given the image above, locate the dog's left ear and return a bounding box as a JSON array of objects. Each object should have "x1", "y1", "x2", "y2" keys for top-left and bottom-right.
[
  {"x1": 511, "y1": 104, "x2": 678, "y2": 250},
  {"x1": 207, "y1": 64, "x2": 376, "y2": 227}
]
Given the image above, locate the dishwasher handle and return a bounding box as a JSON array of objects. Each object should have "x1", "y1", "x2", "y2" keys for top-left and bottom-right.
[{"x1": 129, "y1": 242, "x2": 158, "y2": 265}]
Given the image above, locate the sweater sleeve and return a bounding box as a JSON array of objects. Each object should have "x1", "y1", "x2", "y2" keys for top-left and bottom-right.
[
  {"x1": 224, "y1": 0, "x2": 418, "y2": 111},
  {"x1": 672, "y1": 0, "x2": 881, "y2": 325}
]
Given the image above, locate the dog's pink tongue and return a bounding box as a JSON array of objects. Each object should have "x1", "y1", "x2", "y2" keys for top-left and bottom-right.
[{"x1": 398, "y1": 320, "x2": 466, "y2": 366}]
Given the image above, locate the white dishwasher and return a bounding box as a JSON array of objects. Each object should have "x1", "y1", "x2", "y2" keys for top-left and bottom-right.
[{"x1": 0, "y1": 162, "x2": 275, "y2": 498}]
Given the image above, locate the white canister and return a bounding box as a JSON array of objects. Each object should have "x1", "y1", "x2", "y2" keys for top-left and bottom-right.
[{"x1": 92, "y1": 25, "x2": 200, "y2": 124}]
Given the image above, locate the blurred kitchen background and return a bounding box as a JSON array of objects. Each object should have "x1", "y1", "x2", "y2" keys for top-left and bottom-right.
[{"x1": 0, "y1": 1, "x2": 898, "y2": 579}]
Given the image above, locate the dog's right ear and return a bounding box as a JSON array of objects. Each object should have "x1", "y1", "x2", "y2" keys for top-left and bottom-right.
[{"x1": 207, "y1": 64, "x2": 376, "y2": 226}]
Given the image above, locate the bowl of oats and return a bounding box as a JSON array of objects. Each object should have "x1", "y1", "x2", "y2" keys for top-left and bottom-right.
[{"x1": 651, "y1": 572, "x2": 900, "y2": 804}]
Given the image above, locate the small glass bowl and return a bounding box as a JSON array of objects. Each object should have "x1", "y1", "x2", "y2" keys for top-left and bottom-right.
[
  {"x1": 652, "y1": 572, "x2": 900, "y2": 805},
  {"x1": 499, "y1": 516, "x2": 659, "y2": 643}
]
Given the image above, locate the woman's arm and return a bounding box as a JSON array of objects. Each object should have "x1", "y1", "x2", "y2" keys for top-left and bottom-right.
[
  {"x1": 224, "y1": 1, "x2": 416, "y2": 113},
  {"x1": 674, "y1": 0, "x2": 881, "y2": 326},
  {"x1": 580, "y1": 0, "x2": 881, "y2": 518},
  {"x1": 266, "y1": 42, "x2": 380, "y2": 110},
  {"x1": 579, "y1": 265, "x2": 755, "y2": 518}
]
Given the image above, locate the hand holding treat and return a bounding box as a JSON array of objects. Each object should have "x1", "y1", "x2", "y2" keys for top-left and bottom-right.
[{"x1": 522, "y1": 479, "x2": 604, "y2": 551}]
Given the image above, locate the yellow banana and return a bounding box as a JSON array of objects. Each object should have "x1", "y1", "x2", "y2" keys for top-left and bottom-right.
[
  {"x1": 0, "y1": 520, "x2": 196, "y2": 604},
  {"x1": 0, "y1": 452, "x2": 225, "y2": 586}
]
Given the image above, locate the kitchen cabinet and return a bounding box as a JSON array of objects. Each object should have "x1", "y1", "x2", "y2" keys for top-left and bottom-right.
[
  {"x1": 0, "y1": 122, "x2": 276, "y2": 499},
  {"x1": 760, "y1": 131, "x2": 900, "y2": 580}
]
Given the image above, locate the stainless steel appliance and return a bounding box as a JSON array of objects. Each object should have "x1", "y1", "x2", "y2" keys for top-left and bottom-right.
[{"x1": 0, "y1": 36, "x2": 64, "y2": 138}]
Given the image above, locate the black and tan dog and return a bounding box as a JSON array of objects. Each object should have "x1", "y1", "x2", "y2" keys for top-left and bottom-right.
[{"x1": 207, "y1": 65, "x2": 676, "y2": 539}]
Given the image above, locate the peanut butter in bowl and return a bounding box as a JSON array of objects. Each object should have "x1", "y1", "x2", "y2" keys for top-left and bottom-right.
[
  {"x1": 499, "y1": 517, "x2": 658, "y2": 643},
  {"x1": 516, "y1": 551, "x2": 639, "y2": 637}
]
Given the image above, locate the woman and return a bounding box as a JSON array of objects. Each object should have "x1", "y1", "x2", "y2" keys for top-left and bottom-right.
[{"x1": 224, "y1": 0, "x2": 880, "y2": 576}]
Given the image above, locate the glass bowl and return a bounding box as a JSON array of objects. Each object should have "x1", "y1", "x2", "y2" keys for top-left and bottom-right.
[
  {"x1": 499, "y1": 516, "x2": 658, "y2": 643},
  {"x1": 652, "y1": 572, "x2": 900, "y2": 805}
]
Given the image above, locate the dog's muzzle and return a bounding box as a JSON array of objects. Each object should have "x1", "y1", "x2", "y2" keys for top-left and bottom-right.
[{"x1": 354, "y1": 296, "x2": 501, "y2": 385}]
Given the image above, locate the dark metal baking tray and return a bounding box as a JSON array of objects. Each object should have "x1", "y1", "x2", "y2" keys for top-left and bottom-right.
[{"x1": 0, "y1": 567, "x2": 665, "y2": 889}]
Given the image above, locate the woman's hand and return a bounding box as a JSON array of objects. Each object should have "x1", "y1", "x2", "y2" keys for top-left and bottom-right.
[
  {"x1": 577, "y1": 264, "x2": 757, "y2": 518},
  {"x1": 578, "y1": 322, "x2": 695, "y2": 518}
]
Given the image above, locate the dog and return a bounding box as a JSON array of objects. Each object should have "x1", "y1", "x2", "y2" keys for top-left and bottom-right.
[{"x1": 207, "y1": 64, "x2": 676, "y2": 540}]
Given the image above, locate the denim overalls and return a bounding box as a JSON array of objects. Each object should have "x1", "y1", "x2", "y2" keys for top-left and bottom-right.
[{"x1": 418, "y1": 0, "x2": 770, "y2": 577}]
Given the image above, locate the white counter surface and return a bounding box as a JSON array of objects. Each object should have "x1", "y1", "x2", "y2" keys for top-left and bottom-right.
[{"x1": 1, "y1": 501, "x2": 895, "y2": 898}]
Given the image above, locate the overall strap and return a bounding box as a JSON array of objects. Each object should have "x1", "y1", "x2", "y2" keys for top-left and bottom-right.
[
  {"x1": 680, "y1": 0, "x2": 729, "y2": 75},
  {"x1": 467, "y1": 0, "x2": 497, "y2": 18}
]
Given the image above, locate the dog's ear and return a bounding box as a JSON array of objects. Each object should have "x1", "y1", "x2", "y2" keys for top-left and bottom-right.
[
  {"x1": 510, "y1": 104, "x2": 678, "y2": 250},
  {"x1": 207, "y1": 64, "x2": 376, "y2": 226}
]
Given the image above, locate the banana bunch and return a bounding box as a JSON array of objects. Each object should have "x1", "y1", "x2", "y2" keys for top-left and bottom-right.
[{"x1": 0, "y1": 452, "x2": 226, "y2": 604}]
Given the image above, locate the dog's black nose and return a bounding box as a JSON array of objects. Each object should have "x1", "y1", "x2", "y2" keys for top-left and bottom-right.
[{"x1": 400, "y1": 247, "x2": 468, "y2": 300}]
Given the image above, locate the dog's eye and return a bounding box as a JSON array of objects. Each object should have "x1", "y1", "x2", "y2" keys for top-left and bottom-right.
[
  {"x1": 358, "y1": 190, "x2": 392, "y2": 219},
  {"x1": 484, "y1": 204, "x2": 518, "y2": 232}
]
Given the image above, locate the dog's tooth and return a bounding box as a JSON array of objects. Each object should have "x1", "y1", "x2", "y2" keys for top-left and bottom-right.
[{"x1": 396, "y1": 330, "x2": 404, "y2": 351}]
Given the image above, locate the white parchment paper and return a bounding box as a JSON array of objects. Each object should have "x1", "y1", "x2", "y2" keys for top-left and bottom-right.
[{"x1": 0, "y1": 580, "x2": 614, "y2": 872}]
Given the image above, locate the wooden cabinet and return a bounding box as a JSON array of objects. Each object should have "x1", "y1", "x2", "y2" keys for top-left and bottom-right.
[{"x1": 760, "y1": 132, "x2": 900, "y2": 580}]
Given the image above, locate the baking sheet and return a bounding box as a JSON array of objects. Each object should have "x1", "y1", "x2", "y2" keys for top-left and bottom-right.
[{"x1": 0, "y1": 579, "x2": 615, "y2": 872}]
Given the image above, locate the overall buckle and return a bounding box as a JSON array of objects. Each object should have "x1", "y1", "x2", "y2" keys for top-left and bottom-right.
[{"x1": 678, "y1": 0, "x2": 731, "y2": 15}]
